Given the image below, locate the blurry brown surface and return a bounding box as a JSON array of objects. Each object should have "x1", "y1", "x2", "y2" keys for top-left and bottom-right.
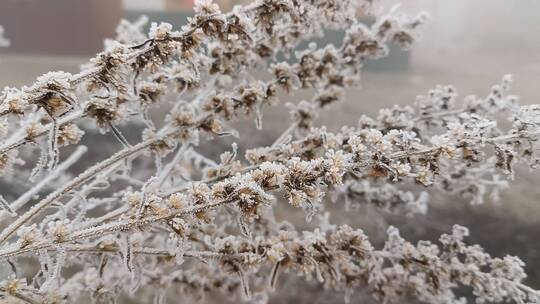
[
  {"x1": 165, "y1": 0, "x2": 194, "y2": 11},
  {"x1": 0, "y1": 0, "x2": 122, "y2": 56}
]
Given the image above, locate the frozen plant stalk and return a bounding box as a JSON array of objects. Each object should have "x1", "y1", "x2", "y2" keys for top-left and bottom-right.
[{"x1": 0, "y1": 1, "x2": 539, "y2": 303}]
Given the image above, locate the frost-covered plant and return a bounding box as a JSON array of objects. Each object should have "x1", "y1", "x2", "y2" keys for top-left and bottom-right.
[{"x1": 0, "y1": 0, "x2": 539, "y2": 303}]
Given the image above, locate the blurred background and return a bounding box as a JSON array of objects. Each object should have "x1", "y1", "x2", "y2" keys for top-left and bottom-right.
[{"x1": 0, "y1": 0, "x2": 539, "y2": 303}]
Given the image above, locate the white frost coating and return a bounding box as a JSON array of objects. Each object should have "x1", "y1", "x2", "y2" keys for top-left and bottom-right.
[
  {"x1": 6, "y1": 145, "x2": 88, "y2": 213},
  {"x1": 0, "y1": 1, "x2": 539, "y2": 303}
]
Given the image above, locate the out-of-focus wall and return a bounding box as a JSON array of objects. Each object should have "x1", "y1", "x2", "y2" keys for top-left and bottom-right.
[
  {"x1": 0, "y1": 0, "x2": 122, "y2": 56},
  {"x1": 369, "y1": 0, "x2": 540, "y2": 105}
]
